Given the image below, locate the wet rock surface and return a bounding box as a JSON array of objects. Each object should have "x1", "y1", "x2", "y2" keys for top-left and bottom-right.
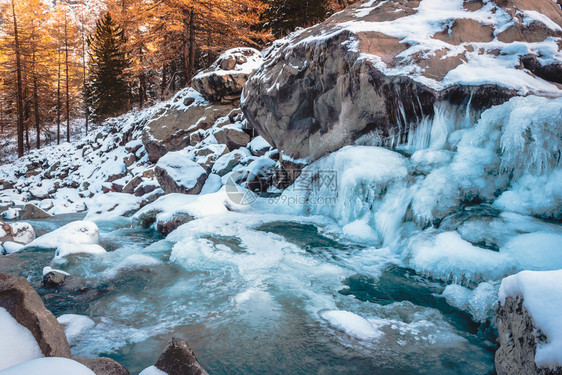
[{"x1": 155, "y1": 337, "x2": 209, "y2": 375}]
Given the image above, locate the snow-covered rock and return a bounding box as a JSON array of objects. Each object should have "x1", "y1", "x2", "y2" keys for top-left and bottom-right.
[
  {"x1": 0, "y1": 307, "x2": 43, "y2": 370},
  {"x1": 192, "y1": 47, "x2": 263, "y2": 102},
  {"x1": 155, "y1": 151, "x2": 208, "y2": 195},
  {"x1": 133, "y1": 191, "x2": 228, "y2": 234},
  {"x1": 496, "y1": 270, "x2": 562, "y2": 374},
  {"x1": 242, "y1": 0, "x2": 562, "y2": 181},
  {"x1": 24, "y1": 221, "x2": 104, "y2": 261},
  {"x1": 141, "y1": 88, "x2": 235, "y2": 162},
  {"x1": 0, "y1": 273, "x2": 71, "y2": 358},
  {"x1": 0, "y1": 357, "x2": 96, "y2": 375}
]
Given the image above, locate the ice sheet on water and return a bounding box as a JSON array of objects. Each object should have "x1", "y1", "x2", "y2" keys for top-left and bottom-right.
[
  {"x1": 441, "y1": 282, "x2": 499, "y2": 322},
  {"x1": 407, "y1": 231, "x2": 513, "y2": 283}
]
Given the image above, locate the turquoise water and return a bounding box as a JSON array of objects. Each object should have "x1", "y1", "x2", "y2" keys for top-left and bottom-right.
[{"x1": 1, "y1": 217, "x2": 496, "y2": 375}]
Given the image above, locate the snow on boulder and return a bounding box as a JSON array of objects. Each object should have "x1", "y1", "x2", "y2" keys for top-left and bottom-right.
[
  {"x1": 0, "y1": 357, "x2": 95, "y2": 375},
  {"x1": 56, "y1": 314, "x2": 95, "y2": 344},
  {"x1": 155, "y1": 151, "x2": 208, "y2": 195},
  {"x1": 1, "y1": 208, "x2": 20, "y2": 220},
  {"x1": 9, "y1": 222, "x2": 35, "y2": 245},
  {"x1": 248, "y1": 136, "x2": 272, "y2": 156},
  {"x1": 2, "y1": 242, "x2": 25, "y2": 255},
  {"x1": 192, "y1": 47, "x2": 263, "y2": 103},
  {"x1": 24, "y1": 221, "x2": 105, "y2": 260},
  {"x1": 84, "y1": 192, "x2": 143, "y2": 221},
  {"x1": 133, "y1": 191, "x2": 228, "y2": 234},
  {"x1": 0, "y1": 273, "x2": 71, "y2": 358},
  {"x1": 0, "y1": 307, "x2": 43, "y2": 370},
  {"x1": 142, "y1": 88, "x2": 234, "y2": 163},
  {"x1": 496, "y1": 270, "x2": 562, "y2": 374},
  {"x1": 242, "y1": 0, "x2": 562, "y2": 182}
]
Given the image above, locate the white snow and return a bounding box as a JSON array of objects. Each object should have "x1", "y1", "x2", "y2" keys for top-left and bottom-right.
[
  {"x1": 2, "y1": 241, "x2": 25, "y2": 255},
  {"x1": 54, "y1": 243, "x2": 106, "y2": 259},
  {"x1": 84, "y1": 192, "x2": 143, "y2": 221},
  {"x1": 24, "y1": 221, "x2": 100, "y2": 250},
  {"x1": 9, "y1": 222, "x2": 35, "y2": 244},
  {"x1": 0, "y1": 307, "x2": 43, "y2": 370},
  {"x1": 248, "y1": 136, "x2": 272, "y2": 155},
  {"x1": 0, "y1": 357, "x2": 96, "y2": 375},
  {"x1": 499, "y1": 270, "x2": 562, "y2": 369},
  {"x1": 42, "y1": 266, "x2": 70, "y2": 277},
  {"x1": 57, "y1": 314, "x2": 96, "y2": 343},
  {"x1": 321, "y1": 310, "x2": 384, "y2": 340},
  {"x1": 499, "y1": 232, "x2": 562, "y2": 271},
  {"x1": 139, "y1": 366, "x2": 167, "y2": 375},
  {"x1": 155, "y1": 151, "x2": 207, "y2": 191}
]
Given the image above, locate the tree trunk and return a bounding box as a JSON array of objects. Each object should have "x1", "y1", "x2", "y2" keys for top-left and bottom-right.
[
  {"x1": 139, "y1": 47, "x2": 146, "y2": 108},
  {"x1": 183, "y1": 8, "x2": 196, "y2": 83},
  {"x1": 33, "y1": 61, "x2": 40, "y2": 149},
  {"x1": 11, "y1": 0, "x2": 25, "y2": 157},
  {"x1": 57, "y1": 49, "x2": 62, "y2": 145},
  {"x1": 65, "y1": 8, "x2": 70, "y2": 143},
  {"x1": 81, "y1": 4, "x2": 89, "y2": 134}
]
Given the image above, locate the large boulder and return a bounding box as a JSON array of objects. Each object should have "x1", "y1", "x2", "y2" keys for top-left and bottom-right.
[
  {"x1": 155, "y1": 151, "x2": 208, "y2": 195},
  {"x1": 192, "y1": 47, "x2": 263, "y2": 103},
  {"x1": 142, "y1": 89, "x2": 235, "y2": 162},
  {"x1": 242, "y1": 0, "x2": 562, "y2": 180},
  {"x1": 154, "y1": 337, "x2": 208, "y2": 375},
  {"x1": 0, "y1": 273, "x2": 71, "y2": 358}
]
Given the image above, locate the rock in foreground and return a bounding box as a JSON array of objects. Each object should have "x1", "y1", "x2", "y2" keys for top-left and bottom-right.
[
  {"x1": 0, "y1": 273, "x2": 71, "y2": 358},
  {"x1": 154, "y1": 337, "x2": 208, "y2": 375},
  {"x1": 496, "y1": 270, "x2": 562, "y2": 375}
]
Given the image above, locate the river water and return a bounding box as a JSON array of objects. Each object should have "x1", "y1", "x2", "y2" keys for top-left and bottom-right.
[{"x1": 1, "y1": 212, "x2": 497, "y2": 375}]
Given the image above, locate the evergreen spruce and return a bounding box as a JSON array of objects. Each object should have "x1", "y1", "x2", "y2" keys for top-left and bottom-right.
[
  {"x1": 263, "y1": 0, "x2": 330, "y2": 38},
  {"x1": 87, "y1": 12, "x2": 131, "y2": 123}
]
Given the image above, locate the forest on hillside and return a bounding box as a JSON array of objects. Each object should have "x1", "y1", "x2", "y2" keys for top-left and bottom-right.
[{"x1": 0, "y1": 0, "x2": 355, "y2": 158}]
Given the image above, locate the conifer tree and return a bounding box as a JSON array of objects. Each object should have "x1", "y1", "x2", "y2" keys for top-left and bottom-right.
[{"x1": 87, "y1": 12, "x2": 131, "y2": 123}]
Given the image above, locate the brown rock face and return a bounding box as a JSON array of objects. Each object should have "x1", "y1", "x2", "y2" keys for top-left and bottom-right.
[
  {"x1": 155, "y1": 337, "x2": 209, "y2": 375},
  {"x1": 21, "y1": 203, "x2": 53, "y2": 220},
  {"x1": 213, "y1": 127, "x2": 251, "y2": 150},
  {"x1": 241, "y1": 0, "x2": 561, "y2": 180},
  {"x1": 496, "y1": 296, "x2": 562, "y2": 375},
  {"x1": 74, "y1": 357, "x2": 130, "y2": 375},
  {"x1": 142, "y1": 92, "x2": 234, "y2": 163},
  {"x1": 0, "y1": 273, "x2": 71, "y2": 358}
]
